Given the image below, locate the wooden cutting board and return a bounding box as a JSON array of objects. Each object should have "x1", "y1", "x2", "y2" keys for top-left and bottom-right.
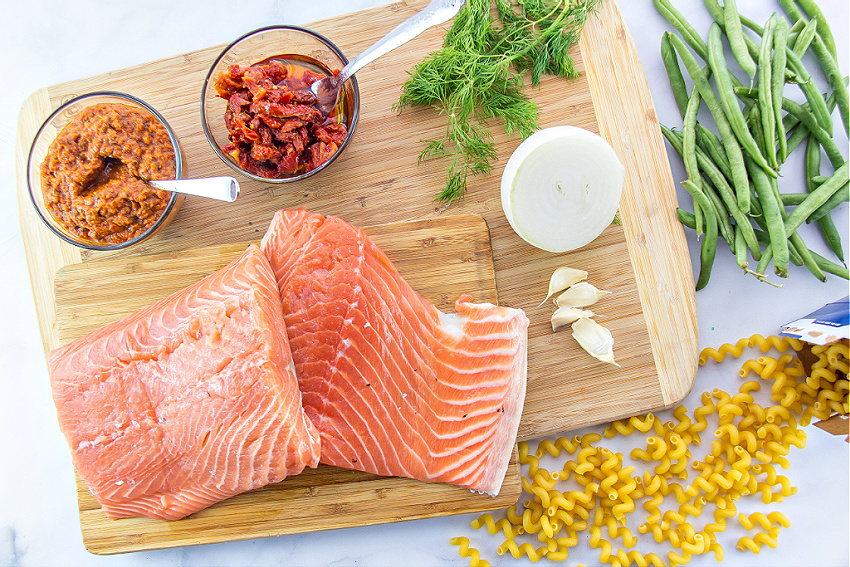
[
  {"x1": 15, "y1": 0, "x2": 699, "y2": 554},
  {"x1": 53, "y1": 214, "x2": 523, "y2": 555}
]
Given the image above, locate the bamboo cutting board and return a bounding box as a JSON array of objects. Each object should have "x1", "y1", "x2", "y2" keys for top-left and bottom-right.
[
  {"x1": 53, "y1": 216, "x2": 499, "y2": 338},
  {"x1": 15, "y1": 0, "x2": 699, "y2": 554},
  {"x1": 53, "y1": 215, "x2": 524, "y2": 555}
]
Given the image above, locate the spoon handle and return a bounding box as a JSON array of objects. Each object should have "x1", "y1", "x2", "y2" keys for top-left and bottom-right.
[
  {"x1": 336, "y1": 0, "x2": 466, "y2": 84},
  {"x1": 150, "y1": 176, "x2": 240, "y2": 202}
]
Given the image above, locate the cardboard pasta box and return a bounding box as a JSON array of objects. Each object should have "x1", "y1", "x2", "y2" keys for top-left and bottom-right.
[{"x1": 781, "y1": 296, "x2": 850, "y2": 442}]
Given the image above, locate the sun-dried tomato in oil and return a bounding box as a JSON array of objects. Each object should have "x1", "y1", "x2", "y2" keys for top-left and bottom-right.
[{"x1": 214, "y1": 57, "x2": 349, "y2": 178}]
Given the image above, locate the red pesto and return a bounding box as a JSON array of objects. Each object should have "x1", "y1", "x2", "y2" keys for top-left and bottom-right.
[
  {"x1": 39, "y1": 103, "x2": 175, "y2": 245},
  {"x1": 214, "y1": 56, "x2": 349, "y2": 178}
]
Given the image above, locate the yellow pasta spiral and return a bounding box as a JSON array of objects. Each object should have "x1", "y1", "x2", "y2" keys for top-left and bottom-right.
[
  {"x1": 470, "y1": 513, "x2": 521, "y2": 540},
  {"x1": 738, "y1": 511, "x2": 790, "y2": 530},
  {"x1": 736, "y1": 526, "x2": 781, "y2": 552},
  {"x1": 496, "y1": 540, "x2": 548, "y2": 561},
  {"x1": 450, "y1": 537, "x2": 490, "y2": 567}
]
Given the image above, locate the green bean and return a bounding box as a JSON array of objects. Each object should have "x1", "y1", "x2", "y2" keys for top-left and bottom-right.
[
  {"x1": 755, "y1": 242, "x2": 774, "y2": 277},
  {"x1": 776, "y1": 77, "x2": 836, "y2": 136},
  {"x1": 784, "y1": 42, "x2": 834, "y2": 135},
  {"x1": 683, "y1": 90, "x2": 702, "y2": 183},
  {"x1": 796, "y1": 0, "x2": 838, "y2": 60},
  {"x1": 784, "y1": 124, "x2": 809, "y2": 157},
  {"x1": 683, "y1": 179, "x2": 718, "y2": 290},
  {"x1": 665, "y1": 125, "x2": 760, "y2": 256},
  {"x1": 780, "y1": 193, "x2": 807, "y2": 206},
  {"x1": 747, "y1": 156, "x2": 788, "y2": 277},
  {"x1": 696, "y1": 125, "x2": 734, "y2": 182},
  {"x1": 808, "y1": 38, "x2": 849, "y2": 137},
  {"x1": 786, "y1": 161, "x2": 850, "y2": 236},
  {"x1": 748, "y1": 180, "x2": 764, "y2": 218},
  {"x1": 723, "y1": 0, "x2": 757, "y2": 80},
  {"x1": 661, "y1": 33, "x2": 690, "y2": 119},
  {"x1": 703, "y1": 0, "x2": 770, "y2": 39},
  {"x1": 758, "y1": 15, "x2": 778, "y2": 170},
  {"x1": 702, "y1": 0, "x2": 759, "y2": 61},
  {"x1": 736, "y1": 87, "x2": 846, "y2": 169},
  {"x1": 754, "y1": 228, "x2": 804, "y2": 267},
  {"x1": 778, "y1": 0, "x2": 848, "y2": 134},
  {"x1": 788, "y1": 17, "x2": 808, "y2": 36},
  {"x1": 702, "y1": 4, "x2": 799, "y2": 84},
  {"x1": 767, "y1": 184, "x2": 827, "y2": 280},
  {"x1": 669, "y1": 32, "x2": 754, "y2": 214},
  {"x1": 707, "y1": 24, "x2": 776, "y2": 178},
  {"x1": 701, "y1": 0, "x2": 724, "y2": 26},
  {"x1": 811, "y1": 249, "x2": 850, "y2": 280},
  {"x1": 791, "y1": 16, "x2": 818, "y2": 57},
  {"x1": 771, "y1": 15, "x2": 790, "y2": 163},
  {"x1": 804, "y1": 136, "x2": 845, "y2": 264},
  {"x1": 756, "y1": 227, "x2": 825, "y2": 282},
  {"x1": 653, "y1": 0, "x2": 708, "y2": 61},
  {"x1": 767, "y1": 171, "x2": 828, "y2": 281},
  {"x1": 778, "y1": 186, "x2": 849, "y2": 209},
  {"x1": 734, "y1": 224, "x2": 749, "y2": 270},
  {"x1": 662, "y1": 125, "x2": 738, "y2": 248},
  {"x1": 789, "y1": 231, "x2": 827, "y2": 281},
  {"x1": 680, "y1": 207, "x2": 741, "y2": 270},
  {"x1": 808, "y1": 180, "x2": 850, "y2": 223},
  {"x1": 779, "y1": 187, "x2": 848, "y2": 209},
  {"x1": 781, "y1": 97, "x2": 846, "y2": 169},
  {"x1": 677, "y1": 207, "x2": 696, "y2": 229}
]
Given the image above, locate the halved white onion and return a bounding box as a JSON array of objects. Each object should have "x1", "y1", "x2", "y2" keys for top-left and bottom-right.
[{"x1": 501, "y1": 126, "x2": 625, "y2": 253}]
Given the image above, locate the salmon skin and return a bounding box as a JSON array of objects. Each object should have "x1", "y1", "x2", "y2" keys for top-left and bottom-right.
[
  {"x1": 48, "y1": 244, "x2": 321, "y2": 520},
  {"x1": 261, "y1": 209, "x2": 529, "y2": 496}
]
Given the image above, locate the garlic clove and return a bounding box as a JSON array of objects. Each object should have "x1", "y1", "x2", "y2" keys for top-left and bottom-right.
[
  {"x1": 539, "y1": 266, "x2": 588, "y2": 306},
  {"x1": 571, "y1": 317, "x2": 619, "y2": 367},
  {"x1": 551, "y1": 306, "x2": 596, "y2": 332},
  {"x1": 555, "y1": 282, "x2": 611, "y2": 308}
]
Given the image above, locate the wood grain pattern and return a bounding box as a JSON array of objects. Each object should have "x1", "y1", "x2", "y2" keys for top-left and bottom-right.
[
  {"x1": 54, "y1": 215, "x2": 499, "y2": 340},
  {"x1": 54, "y1": 214, "x2": 522, "y2": 555},
  {"x1": 15, "y1": 0, "x2": 699, "y2": 553}
]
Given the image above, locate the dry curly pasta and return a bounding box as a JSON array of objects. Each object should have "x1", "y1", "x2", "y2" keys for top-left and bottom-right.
[
  {"x1": 616, "y1": 549, "x2": 665, "y2": 567},
  {"x1": 535, "y1": 435, "x2": 582, "y2": 458},
  {"x1": 699, "y1": 334, "x2": 802, "y2": 364},
  {"x1": 471, "y1": 513, "x2": 522, "y2": 540},
  {"x1": 496, "y1": 540, "x2": 548, "y2": 561},
  {"x1": 736, "y1": 526, "x2": 781, "y2": 552},
  {"x1": 594, "y1": 512, "x2": 638, "y2": 547},
  {"x1": 453, "y1": 335, "x2": 845, "y2": 566},
  {"x1": 738, "y1": 511, "x2": 790, "y2": 530},
  {"x1": 603, "y1": 413, "x2": 656, "y2": 437},
  {"x1": 451, "y1": 537, "x2": 490, "y2": 567},
  {"x1": 699, "y1": 337, "x2": 750, "y2": 364},
  {"x1": 703, "y1": 496, "x2": 737, "y2": 534}
]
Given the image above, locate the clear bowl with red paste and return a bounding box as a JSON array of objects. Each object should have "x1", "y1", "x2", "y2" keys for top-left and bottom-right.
[
  {"x1": 27, "y1": 91, "x2": 184, "y2": 251},
  {"x1": 201, "y1": 25, "x2": 360, "y2": 183}
]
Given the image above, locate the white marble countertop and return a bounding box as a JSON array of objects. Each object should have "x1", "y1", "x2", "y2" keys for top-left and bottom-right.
[{"x1": 1, "y1": 1, "x2": 848, "y2": 566}]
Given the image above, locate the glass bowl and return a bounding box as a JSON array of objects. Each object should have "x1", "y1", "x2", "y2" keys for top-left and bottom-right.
[
  {"x1": 200, "y1": 25, "x2": 360, "y2": 183},
  {"x1": 27, "y1": 91, "x2": 184, "y2": 251}
]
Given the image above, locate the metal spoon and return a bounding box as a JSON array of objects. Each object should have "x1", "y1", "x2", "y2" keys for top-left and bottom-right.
[
  {"x1": 310, "y1": 0, "x2": 466, "y2": 116},
  {"x1": 149, "y1": 176, "x2": 240, "y2": 202}
]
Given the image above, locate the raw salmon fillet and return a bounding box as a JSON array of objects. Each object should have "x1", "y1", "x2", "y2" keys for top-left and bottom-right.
[
  {"x1": 261, "y1": 209, "x2": 529, "y2": 495},
  {"x1": 48, "y1": 244, "x2": 321, "y2": 520}
]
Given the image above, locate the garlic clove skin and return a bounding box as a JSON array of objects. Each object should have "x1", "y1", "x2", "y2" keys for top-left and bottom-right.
[
  {"x1": 555, "y1": 282, "x2": 611, "y2": 308},
  {"x1": 539, "y1": 266, "x2": 588, "y2": 306},
  {"x1": 572, "y1": 317, "x2": 620, "y2": 367},
  {"x1": 551, "y1": 306, "x2": 596, "y2": 332}
]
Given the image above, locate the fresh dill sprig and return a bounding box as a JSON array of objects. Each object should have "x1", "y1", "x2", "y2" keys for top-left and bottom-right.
[{"x1": 396, "y1": 0, "x2": 601, "y2": 204}]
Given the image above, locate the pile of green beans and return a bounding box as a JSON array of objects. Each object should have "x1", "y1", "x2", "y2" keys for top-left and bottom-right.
[{"x1": 654, "y1": 0, "x2": 849, "y2": 290}]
